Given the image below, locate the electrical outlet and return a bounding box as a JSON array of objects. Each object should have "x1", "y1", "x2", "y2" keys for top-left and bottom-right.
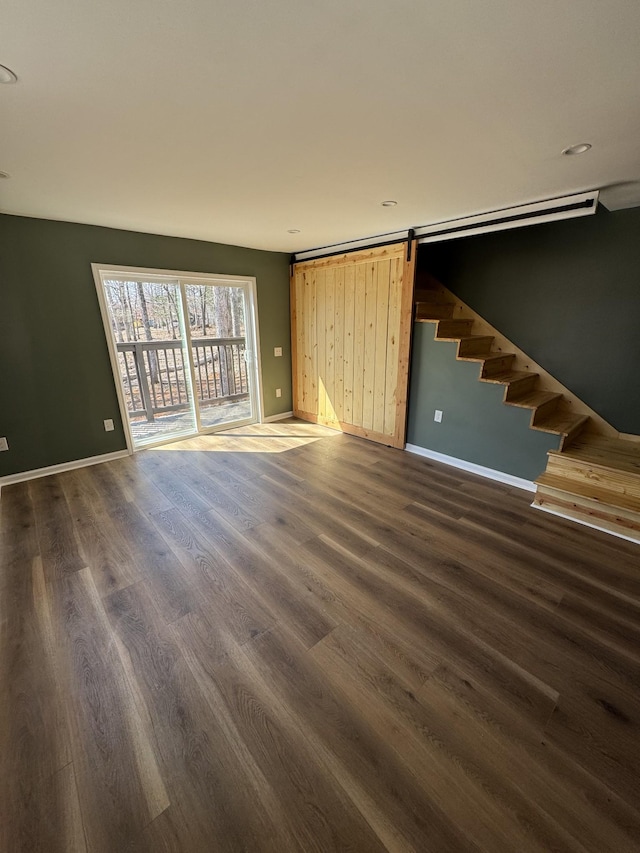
[
  {"x1": 274, "y1": 346, "x2": 283, "y2": 357},
  {"x1": 0, "y1": 437, "x2": 8, "y2": 451},
  {"x1": 275, "y1": 388, "x2": 282, "y2": 398},
  {"x1": 434, "y1": 410, "x2": 443, "y2": 423},
  {"x1": 104, "y1": 419, "x2": 115, "y2": 432}
]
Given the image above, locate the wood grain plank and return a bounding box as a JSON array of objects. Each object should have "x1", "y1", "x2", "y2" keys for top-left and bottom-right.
[
  {"x1": 50, "y1": 568, "x2": 168, "y2": 853},
  {"x1": 316, "y1": 267, "x2": 327, "y2": 422},
  {"x1": 352, "y1": 261, "x2": 367, "y2": 428},
  {"x1": 373, "y1": 257, "x2": 390, "y2": 436},
  {"x1": 290, "y1": 264, "x2": 300, "y2": 414},
  {"x1": 393, "y1": 240, "x2": 417, "y2": 446},
  {"x1": 243, "y1": 626, "x2": 480, "y2": 852},
  {"x1": 0, "y1": 553, "x2": 75, "y2": 853},
  {"x1": 310, "y1": 626, "x2": 557, "y2": 852},
  {"x1": 149, "y1": 507, "x2": 275, "y2": 643},
  {"x1": 361, "y1": 260, "x2": 378, "y2": 431},
  {"x1": 173, "y1": 611, "x2": 388, "y2": 852},
  {"x1": 333, "y1": 265, "x2": 345, "y2": 423},
  {"x1": 105, "y1": 582, "x2": 293, "y2": 852},
  {"x1": 324, "y1": 266, "x2": 337, "y2": 424},
  {"x1": 343, "y1": 263, "x2": 356, "y2": 425},
  {"x1": 202, "y1": 517, "x2": 337, "y2": 650},
  {"x1": 60, "y1": 469, "x2": 137, "y2": 597},
  {"x1": 384, "y1": 255, "x2": 403, "y2": 436},
  {"x1": 29, "y1": 475, "x2": 85, "y2": 580}
]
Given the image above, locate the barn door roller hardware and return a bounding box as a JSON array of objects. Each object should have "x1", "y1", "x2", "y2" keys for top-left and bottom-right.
[{"x1": 406, "y1": 229, "x2": 415, "y2": 262}]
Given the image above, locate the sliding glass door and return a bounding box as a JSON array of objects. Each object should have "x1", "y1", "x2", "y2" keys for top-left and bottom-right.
[
  {"x1": 185, "y1": 283, "x2": 254, "y2": 431},
  {"x1": 94, "y1": 267, "x2": 260, "y2": 449}
]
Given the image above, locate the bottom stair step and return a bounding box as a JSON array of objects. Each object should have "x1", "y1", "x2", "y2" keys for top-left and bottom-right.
[
  {"x1": 535, "y1": 473, "x2": 640, "y2": 513},
  {"x1": 533, "y1": 475, "x2": 640, "y2": 543}
]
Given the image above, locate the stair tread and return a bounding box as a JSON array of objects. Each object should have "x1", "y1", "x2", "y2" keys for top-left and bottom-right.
[
  {"x1": 535, "y1": 473, "x2": 640, "y2": 512},
  {"x1": 574, "y1": 435, "x2": 640, "y2": 455},
  {"x1": 480, "y1": 370, "x2": 538, "y2": 385},
  {"x1": 531, "y1": 412, "x2": 589, "y2": 436},
  {"x1": 506, "y1": 390, "x2": 562, "y2": 409},
  {"x1": 437, "y1": 320, "x2": 473, "y2": 332},
  {"x1": 415, "y1": 297, "x2": 453, "y2": 306},
  {"x1": 460, "y1": 350, "x2": 514, "y2": 362}
]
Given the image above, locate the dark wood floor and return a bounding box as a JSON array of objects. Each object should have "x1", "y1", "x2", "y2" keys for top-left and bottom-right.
[{"x1": 2, "y1": 420, "x2": 640, "y2": 852}]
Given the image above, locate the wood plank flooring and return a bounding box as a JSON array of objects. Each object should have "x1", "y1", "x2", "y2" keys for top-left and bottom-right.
[{"x1": 1, "y1": 420, "x2": 640, "y2": 852}]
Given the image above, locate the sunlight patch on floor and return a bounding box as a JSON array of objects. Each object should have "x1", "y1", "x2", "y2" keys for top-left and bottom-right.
[{"x1": 151, "y1": 419, "x2": 339, "y2": 453}]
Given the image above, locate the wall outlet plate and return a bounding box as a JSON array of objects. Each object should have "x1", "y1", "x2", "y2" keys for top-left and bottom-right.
[
  {"x1": 0, "y1": 437, "x2": 8, "y2": 451},
  {"x1": 274, "y1": 346, "x2": 283, "y2": 357},
  {"x1": 434, "y1": 410, "x2": 443, "y2": 423},
  {"x1": 275, "y1": 388, "x2": 282, "y2": 398},
  {"x1": 104, "y1": 419, "x2": 115, "y2": 432}
]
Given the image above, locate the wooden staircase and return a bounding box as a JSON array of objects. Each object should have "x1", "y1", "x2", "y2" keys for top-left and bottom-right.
[
  {"x1": 414, "y1": 282, "x2": 589, "y2": 451},
  {"x1": 414, "y1": 278, "x2": 640, "y2": 545},
  {"x1": 533, "y1": 436, "x2": 640, "y2": 543}
]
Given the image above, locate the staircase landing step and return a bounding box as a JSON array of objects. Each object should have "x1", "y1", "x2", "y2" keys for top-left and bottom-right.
[{"x1": 549, "y1": 436, "x2": 640, "y2": 475}]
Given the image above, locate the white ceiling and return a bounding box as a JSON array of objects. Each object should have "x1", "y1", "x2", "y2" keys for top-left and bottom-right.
[{"x1": 2, "y1": 0, "x2": 640, "y2": 252}]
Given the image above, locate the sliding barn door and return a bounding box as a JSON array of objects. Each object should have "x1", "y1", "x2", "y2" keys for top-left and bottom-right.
[{"x1": 291, "y1": 241, "x2": 416, "y2": 448}]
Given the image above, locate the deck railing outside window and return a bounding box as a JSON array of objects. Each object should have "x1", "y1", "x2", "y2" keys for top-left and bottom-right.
[{"x1": 116, "y1": 337, "x2": 249, "y2": 422}]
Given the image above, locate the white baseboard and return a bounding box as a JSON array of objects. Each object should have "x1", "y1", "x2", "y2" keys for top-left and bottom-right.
[
  {"x1": 531, "y1": 501, "x2": 640, "y2": 545},
  {"x1": 0, "y1": 449, "x2": 130, "y2": 494},
  {"x1": 405, "y1": 443, "x2": 536, "y2": 492},
  {"x1": 262, "y1": 411, "x2": 294, "y2": 423}
]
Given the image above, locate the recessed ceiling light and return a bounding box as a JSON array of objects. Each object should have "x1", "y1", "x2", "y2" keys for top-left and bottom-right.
[
  {"x1": 562, "y1": 143, "x2": 592, "y2": 156},
  {"x1": 381, "y1": 200, "x2": 398, "y2": 207},
  {"x1": 0, "y1": 171, "x2": 10, "y2": 179},
  {"x1": 0, "y1": 65, "x2": 18, "y2": 84},
  {"x1": 287, "y1": 228, "x2": 301, "y2": 234}
]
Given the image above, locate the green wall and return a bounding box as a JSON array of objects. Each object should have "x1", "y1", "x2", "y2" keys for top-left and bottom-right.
[
  {"x1": 421, "y1": 206, "x2": 640, "y2": 434},
  {"x1": 407, "y1": 323, "x2": 560, "y2": 482},
  {"x1": 0, "y1": 214, "x2": 291, "y2": 478}
]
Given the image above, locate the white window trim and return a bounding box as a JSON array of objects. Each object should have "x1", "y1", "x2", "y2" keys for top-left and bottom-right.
[{"x1": 91, "y1": 263, "x2": 264, "y2": 453}]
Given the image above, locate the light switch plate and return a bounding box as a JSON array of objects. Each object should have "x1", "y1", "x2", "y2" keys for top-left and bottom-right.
[
  {"x1": 0, "y1": 437, "x2": 8, "y2": 451},
  {"x1": 104, "y1": 419, "x2": 115, "y2": 432},
  {"x1": 275, "y1": 388, "x2": 282, "y2": 398},
  {"x1": 434, "y1": 410, "x2": 443, "y2": 423},
  {"x1": 274, "y1": 346, "x2": 283, "y2": 357}
]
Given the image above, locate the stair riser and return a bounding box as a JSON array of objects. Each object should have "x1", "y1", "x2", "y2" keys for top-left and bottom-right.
[
  {"x1": 545, "y1": 458, "x2": 640, "y2": 500},
  {"x1": 531, "y1": 397, "x2": 562, "y2": 424},
  {"x1": 415, "y1": 303, "x2": 455, "y2": 320},
  {"x1": 504, "y1": 374, "x2": 539, "y2": 400},
  {"x1": 534, "y1": 488, "x2": 640, "y2": 536},
  {"x1": 558, "y1": 419, "x2": 589, "y2": 450},
  {"x1": 436, "y1": 320, "x2": 474, "y2": 338},
  {"x1": 458, "y1": 337, "x2": 494, "y2": 357},
  {"x1": 481, "y1": 355, "x2": 516, "y2": 377},
  {"x1": 414, "y1": 289, "x2": 450, "y2": 304}
]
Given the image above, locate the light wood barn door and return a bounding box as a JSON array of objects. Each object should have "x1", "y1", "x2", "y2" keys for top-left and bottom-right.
[{"x1": 291, "y1": 241, "x2": 416, "y2": 448}]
